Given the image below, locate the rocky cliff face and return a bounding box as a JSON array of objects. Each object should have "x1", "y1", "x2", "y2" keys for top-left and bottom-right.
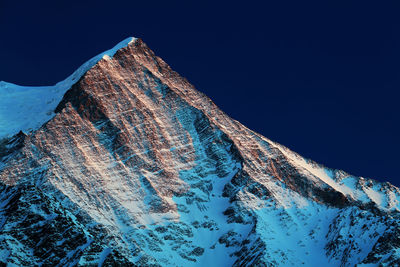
[{"x1": 0, "y1": 38, "x2": 399, "y2": 266}]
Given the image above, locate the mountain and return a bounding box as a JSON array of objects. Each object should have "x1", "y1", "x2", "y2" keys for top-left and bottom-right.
[{"x1": 0, "y1": 37, "x2": 399, "y2": 266}]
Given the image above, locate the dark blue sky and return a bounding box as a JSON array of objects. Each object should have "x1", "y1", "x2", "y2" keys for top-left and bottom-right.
[{"x1": 1, "y1": 1, "x2": 399, "y2": 185}]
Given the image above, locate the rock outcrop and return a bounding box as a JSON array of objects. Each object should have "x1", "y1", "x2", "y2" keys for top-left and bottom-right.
[{"x1": 0, "y1": 38, "x2": 399, "y2": 266}]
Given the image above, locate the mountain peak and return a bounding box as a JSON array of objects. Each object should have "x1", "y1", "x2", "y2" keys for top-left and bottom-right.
[
  {"x1": 0, "y1": 37, "x2": 137, "y2": 139},
  {"x1": 1, "y1": 37, "x2": 399, "y2": 266}
]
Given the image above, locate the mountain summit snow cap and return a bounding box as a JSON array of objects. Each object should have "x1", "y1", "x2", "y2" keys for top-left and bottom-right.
[
  {"x1": 55, "y1": 36, "x2": 138, "y2": 87},
  {"x1": 0, "y1": 37, "x2": 137, "y2": 139}
]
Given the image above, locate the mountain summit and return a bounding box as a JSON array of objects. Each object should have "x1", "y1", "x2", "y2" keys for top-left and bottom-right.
[{"x1": 0, "y1": 38, "x2": 399, "y2": 266}]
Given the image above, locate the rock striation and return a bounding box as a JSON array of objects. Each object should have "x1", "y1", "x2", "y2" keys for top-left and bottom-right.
[{"x1": 0, "y1": 38, "x2": 399, "y2": 266}]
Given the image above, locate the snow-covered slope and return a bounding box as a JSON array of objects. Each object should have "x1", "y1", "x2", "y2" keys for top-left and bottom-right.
[
  {"x1": 0, "y1": 38, "x2": 399, "y2": 266},
  {"x1": 0, "y1": 37, "x2": 136, "y2": 139}
]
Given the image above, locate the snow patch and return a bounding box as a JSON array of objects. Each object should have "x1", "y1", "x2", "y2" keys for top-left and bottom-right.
[
  {"x1": 270, "y1": 141, "x2": 400, "y2": 210},
  {"x1": 98, "y1": 247, "x2": 112, "y2": 267}
]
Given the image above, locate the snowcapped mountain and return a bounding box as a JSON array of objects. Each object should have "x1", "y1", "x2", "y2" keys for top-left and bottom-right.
[{"x1": 0, "y1": 38, "x2": 399, "y2": 266}]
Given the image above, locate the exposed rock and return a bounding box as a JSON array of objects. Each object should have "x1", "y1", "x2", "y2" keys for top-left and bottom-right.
[{"x1": 0, "y1": 38, "x2": 399, "y2": 266}]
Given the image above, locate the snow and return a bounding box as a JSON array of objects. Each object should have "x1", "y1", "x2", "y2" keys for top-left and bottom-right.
[
  {"x1": 273, "y1": 143, "x2": 352, "y2": 194},
  {"x1": 0, "y1": 37, "x2": 136, "y2": 139},
  {"x1": 236, "y1": 173, "x2": 390, "y2": 266},
  {"x1": 271, "y1": 141, "x2": 400, "y2": 210},
  {"x1": 97, "y1": 247, "x2": 111, "y2": 267},
  {"x1": 0, "y1": 249, "x2": 10, "y2": 263},
  {"x1": 253, "y1": 202, "x2": 339, "y2": 266},
  {"x1": 1, "y1": 35, "x2": 398, "y2": 266},
  {"x1": 364, "y1": 185, "x2": 384, "y2": 206},
  {"x1": 171, "y1": 163, "x2": 252, "y2": 267}
]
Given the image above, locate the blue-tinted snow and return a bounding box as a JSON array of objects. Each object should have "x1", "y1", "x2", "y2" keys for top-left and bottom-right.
[
  {"x1": 0, "y1": 37, "x2": 136, "y2": 139},
  {"x1": 97, "y1": 247, "x2": 112, "y2": 267}
]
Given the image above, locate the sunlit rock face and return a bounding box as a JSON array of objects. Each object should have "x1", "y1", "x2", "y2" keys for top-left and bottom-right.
[{"x1": 0, "y1": 38, "x2": 399, "y2": 266}]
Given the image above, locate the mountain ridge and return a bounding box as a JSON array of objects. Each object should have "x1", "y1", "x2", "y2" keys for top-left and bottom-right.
[
  {"x1": 0, "y1": 38, "x2": 399, "y2": 266},
  {"x1": 0, "y1": 37, "x2": 136, "y2": 139}
]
